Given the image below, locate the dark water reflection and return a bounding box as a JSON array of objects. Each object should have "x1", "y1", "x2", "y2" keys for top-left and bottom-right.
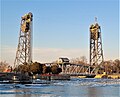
[{"x1": 0, "y1": 78, "x2": 119, "y2": 97}]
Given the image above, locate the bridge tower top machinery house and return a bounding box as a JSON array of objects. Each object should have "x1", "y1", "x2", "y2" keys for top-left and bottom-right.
[
  {"x1": 89, "y1": 18, "x2": 104, "y2": 74},
  {"x1": 14, "y1": 12, "x2": 33, "y2": 68}
]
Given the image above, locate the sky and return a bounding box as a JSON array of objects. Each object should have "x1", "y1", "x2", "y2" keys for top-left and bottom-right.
[{"x1": 0, "y1": 0, "x2": 119, "y2": 66}]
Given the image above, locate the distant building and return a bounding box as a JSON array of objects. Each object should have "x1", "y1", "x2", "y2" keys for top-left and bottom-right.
[{"x1": 58, "y1": 57, "x2": 69, "y2": 64}]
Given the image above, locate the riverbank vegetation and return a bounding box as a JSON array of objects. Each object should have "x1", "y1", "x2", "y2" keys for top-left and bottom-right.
[
  {"x1": 70, "y1": 56, "x2": 120, "y2": 74},
  {"x1": 0, "y1": 57, "x2": 119, "y2": 74}
]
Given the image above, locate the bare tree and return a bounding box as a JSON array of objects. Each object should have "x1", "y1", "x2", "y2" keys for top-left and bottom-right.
[
  {"x1": 70, "y1": 56, "x2": 87, "y2": 65},
  {"x1": 0, "y1": 61, "x2": 10, "y2": 72}
]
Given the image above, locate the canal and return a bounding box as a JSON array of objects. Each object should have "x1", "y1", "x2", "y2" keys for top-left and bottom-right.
[{"x1": 0, "y1": 78, "x2": 120, "y2": 97}]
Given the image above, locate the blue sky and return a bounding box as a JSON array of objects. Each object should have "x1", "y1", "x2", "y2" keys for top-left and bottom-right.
[{"x1": 0, "y1": 0, "x2": 119, "y2": 65}]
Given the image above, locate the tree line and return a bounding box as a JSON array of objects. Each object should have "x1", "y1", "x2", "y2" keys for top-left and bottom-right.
[
  {"x1": 0, "y1": 56, "x2": 119, "y2": 74},
  {"x1": 70, "y1": 56, "x2": 120, "y2": 74}
]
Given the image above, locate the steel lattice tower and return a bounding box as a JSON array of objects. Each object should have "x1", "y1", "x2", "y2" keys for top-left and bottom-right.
[
  {"x1": 14, "y1": 12, "x2": 33, "y2": 68},
  {"x1": 89, "y1": 18, "x2": 104, "y2": 74}
]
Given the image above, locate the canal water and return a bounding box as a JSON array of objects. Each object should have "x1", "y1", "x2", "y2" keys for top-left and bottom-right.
[{"x1": 0, "y1": 78, "x2": 120, "y2": 97}]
